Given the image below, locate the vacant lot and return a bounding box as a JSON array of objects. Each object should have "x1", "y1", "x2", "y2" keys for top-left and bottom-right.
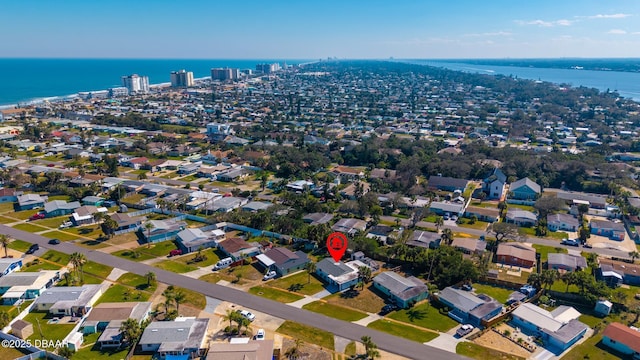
[
  {"x1": 303, "y1": 301, "x2": 368, "y2": 321},
  {"x1": 269, "y1": 271, "x2": 325, "y2": 295},
  {"x1": 277, "y1": 321, "x2": 335, "y2": 350},
  {"x1": 457, "y1": 342, "x2": 525, "y2": 360},
  {"x1": 324, "y1": 285, "x2": 386, "y2": 313},
  {"x1": 249, "y1": 286, "x2": 303, "y2": 303},
  {"x1": 388, "y1": 302, "x2": 458, "y2": 332},
  {"x1": 367, "y1": 319, "x2": 438, "y2": 343}
]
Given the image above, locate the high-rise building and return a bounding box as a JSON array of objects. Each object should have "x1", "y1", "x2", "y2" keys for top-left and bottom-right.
[
  {"x1": 121, "y1": 74, "x2": 150, "y2": 93},
  {"x1": 255, "y1": 63, "x2": 281, "y2": 74},
  {"x1": 211, "y1": 68, "x2": 240, "y2": 81},
  {"x1": 170, "y1": 69, "x2": 194, "y2": 88}
]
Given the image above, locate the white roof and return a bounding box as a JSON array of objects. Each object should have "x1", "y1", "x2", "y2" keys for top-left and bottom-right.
[
  {"x1": 512, "y1": 303, "x2": 564, "y2": 332},
  {"x1": 256, "y1": 254, "x2": 275, "y2": 267},
  {"x1": 551, "y1": 306, "x2": 582, "y2": 323}
]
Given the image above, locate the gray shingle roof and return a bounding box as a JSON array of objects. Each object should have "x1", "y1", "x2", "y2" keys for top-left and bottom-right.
[{"x1": 373, "y1": 272, "x2": 428, "y2": 301}]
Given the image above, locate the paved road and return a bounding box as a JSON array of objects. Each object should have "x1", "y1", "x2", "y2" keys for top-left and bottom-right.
[
  {"x1": 381, "y1": 216, "x2": 631, "y2": 259},
  {"x1": 2, "y1": 224, "x2": 465, "y2": 360}
]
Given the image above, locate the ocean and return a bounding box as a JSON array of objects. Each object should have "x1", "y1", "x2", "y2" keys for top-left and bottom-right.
[
  {"x1": 406, "y1": 60, "x2": 640, "y2": 101},
  {"x1": 0, "y1": 58, "x2": 312, "y2": 106}
]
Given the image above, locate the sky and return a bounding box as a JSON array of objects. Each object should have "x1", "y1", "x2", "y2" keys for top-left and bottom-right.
[{"x1": 1, "y1": 0, "x2": 640, "y2": 59}]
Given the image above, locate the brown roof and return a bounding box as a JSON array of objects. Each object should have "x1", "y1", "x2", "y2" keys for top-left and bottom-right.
[
  {"x1": 497, "y1": 243, "x2": 536, "y2": 262},
  {"x1": 603, "y1": 322, "x2": 640, "y2": 353},
  {"x1": 84, "y1": 302, "x2": 150, "y2": 322},
  {"x1": 264, "y1": 247, "x2": 298, "y2": 265},
  {"x1": 0, "y1": 188, "x2": 15, "y2": 197},
  {"x1": 333, "y1": 166, "x2": 363, "y2": 175},
  {"x1": 599, "y1": 259, "x2": 640, "y2": 277},
  {"x1": 219, "y1": 237, "x2": 253, "y2": 254},
  {"x1": 11, "y1": 319, "x2": 31, "y2": 331},
  {"x1": 465, "y1": 206, "x2": 500, "y2": 217}
]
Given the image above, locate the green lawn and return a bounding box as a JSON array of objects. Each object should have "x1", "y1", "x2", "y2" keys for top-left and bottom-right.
[
  {"x1": 48, "y1": 195, "x2": 71, "y2": 201},
  {"x1": 249, "y1": 286, "x2": 304, "y2": 303},
  {"x1": 33, "y1": 216, "x2": 68, "y2": 228},
  {"x1": 112, "y1": 249, "x2": 155, "y2": 262},
  {"x1": 23, "y1": 312, "x2": 75, "y2": 342},
  {"x1": 519, "y1": 227, "x2": 568, "y2": 240},
  {"x1": 302, "y1": 301, "x2": 368, "y2": 321},
  {"x1": 324, "y1": 284, "x2": 387, "y2": 313},
  {"x1": 9, "y1": 210, "x2": 41, "y2": 220},
  {"x1": 41, "y1": 250, "x2": 71, "y2": 265},
  {"x1": 139, "y1": 241, "x2": 179, "y2": 257},
  {"x1": 269, "y1": 271, "x2": 325, "y2": 295},
  {"x1": 123, "y1": 193, "x2": 147, "y2": 203},
  {"x1": 387, "y1": 302, "x2": 458, "y2": 332},
  {"x1": 71, "y1": 343, "x2": 130, "y2": 360},
  {"x1": 22, "y1": 259, "x2": 62, "y2": 272},
  {"x1": 0, "y1": 347, "x2": 30, "y2": 360},
  {"x1": 83, "y1": 261, "x2": 114, "y2": 278},
  {"x1": 95, "y1": 284, "x2": 151, "y2": 304},
  {"x1": 456, "y1": 342, "x2": 525, "y2": 360},
  {"x1": 117, "y1": 272, "x2": 158, "y2": 292},
  {"x1": 532, "y1": 244, "x2": 567, "y2": 262},
  {"x1": 0, "y1": 202, "x2": 15, "y2": 213},
  {"x1": 344, "y1": 341, "x2": 356, "y2": 356},
  {"x1": 0, "y1": 216, "x2": 17, "y2": 224},
  {"x1": 471, "y1": 283, "x2": 514, "y2": 304},
  {"x1": 172, "y1": 250, "x2": 220, "y2": 268},
  {"x1": 42, "y1": 230, "x2": 81, "y2": 241},
  {"x1": 562, "y1": 333, "x2": 621, "y2": 360},
  {"x1": 578, "y1": 314, "x2": 604, "y2": 328},
  {"x1": 154, "y1": 260, "x2": 198, "y2": 273},
  {"x1": 172, "y1": 286, "x2": 207, "y2": 310},
  {"x1": 13, "y1": 222, "x2": 49, "y2": 233},
  {"x1": 367, "y1": 319, "x2": 438, "y2": 343},
  {"x1": 457, "y1": 220, "x2": 490, "y2": 230},
  {"x1": 64, "y1": 225, "x2": 103, "y2": 239},
  {"x1": 7, "y1": 239, "x2": 33, "y2": 252},
  {"x1": 277, "y1": 321, "x2": 335, "y2": 350}
]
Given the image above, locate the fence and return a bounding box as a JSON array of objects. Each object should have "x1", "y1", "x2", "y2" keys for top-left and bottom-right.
[
  {"x1": 128, "y1": 208, "x2": 155, "y2": 217},
  {"x1": 16, "y1": 351, "x2": 67, "y2": 360},
  {"x1": 0, "y1": 331, "x2": 42, "y2": 354}
]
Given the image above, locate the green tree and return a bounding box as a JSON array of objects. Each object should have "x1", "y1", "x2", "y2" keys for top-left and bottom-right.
[
  {"x1": 361, "y1": 335, "x2": 380, "y2": 359},
  {"x1": 0, "y1": 234, "x2": 10, "y2": 258},
  {"x1": 173, "y1": 290, "x2": 187, "y2": 315},
  {"x1": 70, "y1": 252, "x2": 87, "y2": 283},
  {"x1": 434, "y1": 216, "x2": 444, "y2": 231},
  {"x1": 0, "y1": 311, "x2": 10, "y2": 328},
  {"x1": 285, "y1": 339, "x2": 302, "y2": 360},
  {"x1": 145, "y1": 271, "x2": 156, "y2": 287},
  {"x1": 305, "y1": 261, "x2": 317, "y2": 284},
  {"x1": 441, "y1": 228, "x2": 453, "y2": 245},
  {"x1": 119, "y1": 318, "x2": 142, "y2": 348},
  {"x1": 358, "y1": 266, "x2": 373, "y2": 284},
  {"x1": 630, "y1": 251, "x2": 640, "y2": 263}
]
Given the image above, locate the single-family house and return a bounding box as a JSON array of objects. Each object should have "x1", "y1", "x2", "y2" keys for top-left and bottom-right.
[
  {"x1": 511, "y1": 303, "x2": 588, "y2": 353},
  {"x1": 139, "y1": 318, "x2": 210, "y2": 359},
  {"x1": 366, "y1": 225, "x2": 394, "y2": 245},
  {"x1": 407, "y1": 230, "x2": 441, "y2": 249},
  {"x1": 601, "y1": 322, "x2": 640, "y2": 358},
  {"x1": 547, "y1": 213, "x2": 579, "y2": 232},
  {"x1": 437, "y1": 287, "x2": 503, "y2": 327},
  {"x1": 207, "y1": 339, "x2": 274, "y2": 360},
  {"x1": 373, "y1": 272, "x2": 429, "y2": 308},
  {"x1": 556, "y1": 191, "x2": 607, "y2": 209},
  {"x1": 217, "y1": 237, "x2": 261, "y2": 261},
  {"x1": 33, "y1": 284, "x2": 105, "y2": 317},
  {"x1": 509, "y1": 177, "x2": 541, "y2": 201},
  {"x1": 286, "y1": 180, "x2": 314, "y2": 192},
  {"x1": 111, "y1": 212, "x2": 144, "y2": 232},
  {"x1": 0, "y1": 188, "x2": 18, "y2": 203},
  {"x1": 429, "y1": 201, "x2": 465, "y2": 216},
  {"x1": 256, "y1": 247, "x2": 309, "y2": 277},
  {"x1": 82, "y1": 302, "x2": 152, "y2": 349},
  {"x1": 0, "y1": 271, "x2": 59, "y2": 304},
  {"x1": 331, "y1": 218, "x2": 367, "y2": 236},
  {"x1": 340, "y1": 181, "x2": 371, "y2": 200},
  {"x1": 547, "y1": 253, "x2": 587, "y2": 272},
  {"x1": 331, "y1": 166, "x2": 365, "y2": 182},
  {"x1": 71, "y1": 205, "x2": 108, "y2": 226},
  {"x1": 590, "y1": 220, "x2": 626, "y2": 241},
  {"x1": 176, "y1": 228, "x2": 225, "y2": 254},
  {"x1": 597, "y1": 259, "x2": 640, "y2": 287},
  {"x1": 81, "y1": 196, "x2": 104, "y2": 207},
  {"x1": 43, "y1": 200, "x2": 81, "y2": 218},
  {"x1": 464, "y1": 206, "x2": 500, "y2": 223},
  {"x1": 217, "y1": 168, "x2": 250, "y2": 182},
  {"x1": 427, "y1": 175, "x2": 469, "y2": 192},
  {"x1": 211, "y1": 197, "x2": 247, "y2": 213},
  {"x1": 16, "y1": 193, "x2": 47, "y2": 210},
  {"x1": 178, "y1": 162, "x2": 201, "y2": 175},
  {"x1": 241, "y1": 201, "x2": 273, "y2": 212},
  {"x1": 0, "y1": 258, "x2": 22, "y2": 277},
  {"x1": 483, "y1": 168, "x2": 507, "y2": 200},
  {"x1": 315, "y1": 258, "x2": 369, "y2": 291},
  {"x1": 505, "y1": 208, "x2": 537, "y2": 227},
  {"x1": 303, "y1": 213, "x2": 334, "y2": 225},
  {"x1": 139, "y1": 219, "x2": 187, "y2": 243},
  {"x1": 451, "y1": 238, "x2": 486, "y2": 256},
  {"x1": 497, "y1": 243, "x2": 537, "y2": 268}
]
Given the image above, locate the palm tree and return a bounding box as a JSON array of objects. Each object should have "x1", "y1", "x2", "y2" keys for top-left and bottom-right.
[
  {"x1": 284, "y1": 339, "x2": 302, "y2": 360},
  {"x1": 358, "y1": 266, "x2": 373, "y2": 284},
  {"x1": 630, "y1": 251, "x2": 640, "y2": 263},
  {"x1": 0, "y1": 234, "x2": 10, "y2": 258},
  {"x1": 441, "y1": 228, "x2": 453, "y2": 245},
  {"x1": 305, "y1": 261, "x2": 317, "y2": 284},
  {"x1": 434, "y1": 216, "x2": 444, "y2": 232},
  {"x1": 361, "y1": 336, "x2": 380, "y2": 359},
  {"x1": 119, "y1": 318, "x2": 141, "y2": 348},
  {"x1": 223, "y1": 309, "x2": 238, "y2": 332},
  {"x1": 173, "y1": 290, "x2": 186, "y2": 314},
  {"x1": 541, "y1": 269, "x2": 559, "y2": 291},
  {"x1": 145, "y1": 222, "x2": 154, "y2": 248},
  {"x1": 70, "y1": 252, "x2": 87, "y2": 283},
  {"x1": 145, "y1": 271, "x2": 156, "y2": 287},
  {"x1": 561, "y1": 271, "x2": 578, "y2": 292},
  {"x1": 0, "y1": 311, "x2": 10, "y2": 328}
]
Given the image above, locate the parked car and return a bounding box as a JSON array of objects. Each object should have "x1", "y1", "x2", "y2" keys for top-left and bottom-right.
[
  {"x1": 443, "y1": 213, "x2": 450, "y2": 220},
  {"x1": 561, "y1": 239, "x2": 579, "y2": 247},
  {"x1": 461, "y1": 284, "x2": 473, "y2": 291},
  {"x1": 254, "y1": 329, "x2": 265, "y2": 341},
  {"x1": 263, "y1": 270, "x2": 277, "y2": 281},
  {"x1": 29, "y1": 213, "x2": 45, "y2": 221},
  {"x1": 213, "y1": 257, "x2": 233, "y2": 271},
  {"x1": 456, "y1": 324, "x2": 474, "y2": 337},
  {"x1": 26, "y1": 244, "x2": 39, "y2": 254},
  {"x1": 48, "y1": 239, "x2": 60, "y2": 245},
  {"x1": 379, "y1": 304, "x2": 398, "y2": 315},
  {"x1": 583, "y1": 243, "x2": 593, "y2": 249},
  {"x1": 238, "y1": 310, "x2": 256, "y2": 322},
  {"x1": 59, "y1": 221, "x2": 72, "y2": 229},
  {"x1": 169, "y1": 249, "x2": 182, "y2": 257}
]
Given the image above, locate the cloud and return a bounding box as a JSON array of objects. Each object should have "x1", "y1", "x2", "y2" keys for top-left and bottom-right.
[
  {"x1": 515, "y1": 19, "x2": 573, "y2": 27},
  {"x1": 464, "y1": 31, "x2": 512, "y2": 37},
  {"x1": 608, "y1": 29, "x2": 627, "y2": 34},
  {"x1": 586, "y1": 13, "x2": 631, "y2": 19}
]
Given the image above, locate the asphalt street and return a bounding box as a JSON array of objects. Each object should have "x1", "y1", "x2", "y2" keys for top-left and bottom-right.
[{"x1": 1, "y1": 224, "x2": 466, "y2": 360}]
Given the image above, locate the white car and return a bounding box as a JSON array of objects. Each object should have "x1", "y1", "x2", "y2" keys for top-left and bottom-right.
[
  {"x1": 254, "y1": 328, "x2": 265, "y2": 340},
  {"x1": 239, "y1": 310, "x2": 256, "y2": 322},
  {"x1": 263, "y1": 270, "x2": 277, "y2": 281},
  {"x1": 59, "y1": 221, "x2": 73, "y2": 229}
]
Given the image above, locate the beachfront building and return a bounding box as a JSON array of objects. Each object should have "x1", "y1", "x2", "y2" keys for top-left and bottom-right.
[
  {"x1": 211, "y1": 68, "x2": 240, "y2": 81},
  {"x1": 170, "y1": 70, "x2": 194, "y2": 87},
  {"x1": 121, "y1": 74, "x2": 150, "y2": 94}
]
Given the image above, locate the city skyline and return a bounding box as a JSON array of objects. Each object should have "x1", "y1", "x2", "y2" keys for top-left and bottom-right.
[{"x1": 1, "y1": 0, "x2": 640, "y2": 59}]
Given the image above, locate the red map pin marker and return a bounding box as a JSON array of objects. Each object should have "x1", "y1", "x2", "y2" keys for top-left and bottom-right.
[{"x1": 327, "y1": 232, "x2": 348, "y2": 263}]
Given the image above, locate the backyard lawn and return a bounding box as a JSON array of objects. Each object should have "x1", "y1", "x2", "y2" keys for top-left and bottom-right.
[
  {"x1": 471, "y1": 283, "x2": 515, "y2": 304},
  {"x1": 269, "y1": 271, "x2": 325, "y2": 296},
  {"x1": 71, "y1": 344, "x2": 130, "y2": 360},
  {"x1": 23, "y1": 312, "x2": 76, "y2": 342},
  {"x1": 302, "y1": 301, "x2": 368, "y2": 321},
  {"x1": 249, "y1": 286, "x2": 304, "y2": 303},
  {"x1": 532, "y1": 244, "x2": 567, "y2": 262},
  {"x1": 387, "y1": 302, "x2": 458, "y2": 332},
  {"x1": 277, "y1": 321, "x2": 335, "y2": 350},
  {"x1": 367, "y1": 319, "x2": 438, "y2": 343},
  {"x1": 456, "y1": 342, "x2": 525, "y2": 360},
  {"x1": 563, "y1": 333, "x2": 621, "y2": 360},
  {"x1": 324, "y1": 285, "x2": 386, "y2": 313}
]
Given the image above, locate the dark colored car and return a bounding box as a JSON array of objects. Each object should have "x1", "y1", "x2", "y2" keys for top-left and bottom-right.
[
  {"x1": 26, "y1": 244, "x2": 39, "y2": 254},
  {"x1": 379, "y1": 304, "x2": 398, "y2": 315},
  {"x1": 48, "y1": 239, "x2": 60, "y2": 245}
]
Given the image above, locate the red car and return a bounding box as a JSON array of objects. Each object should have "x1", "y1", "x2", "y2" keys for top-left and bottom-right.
[
  {"x1": 169, "y1": 249, "x2": 182, "y2": 257},
  {"x1": 29, "y1": 213, "x2": 45, "y2": 221}
]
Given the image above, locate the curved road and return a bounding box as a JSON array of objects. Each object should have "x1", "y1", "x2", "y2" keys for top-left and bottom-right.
[{"x1": 1, "y1": 224, "x2": 466, "y2": 360}]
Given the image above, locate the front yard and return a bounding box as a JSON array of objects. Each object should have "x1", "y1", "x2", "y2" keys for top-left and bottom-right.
[
  {"x1": 277, "y1": 321, "x2": 335, "y2": 350},
  {"x1": 249, "y1": 286, "x2": 304, "y2": 303},
  {"x1": 387, "y1": 302, "x2": 458, "y2": 332},
  {"x1": 367, "y1": 319, "x2": 438, "y2": 343},
  {"x1": 324, "y1": 285, "x2": 386, "y2": 313},
  {"x1": 269, "y1": 271, "x2": 325, "y2": 296},
  {"x1": 302, "y1": 301, "x2": 368, "y2": 321}
]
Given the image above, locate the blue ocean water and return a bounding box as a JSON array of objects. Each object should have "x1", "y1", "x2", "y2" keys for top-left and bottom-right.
[
  {"x1": 0, "y1": 58, "x2": 311, "y2": 106},
  {"x1": 407, "y1": 60, "x2": 640, "y2": 101}
]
